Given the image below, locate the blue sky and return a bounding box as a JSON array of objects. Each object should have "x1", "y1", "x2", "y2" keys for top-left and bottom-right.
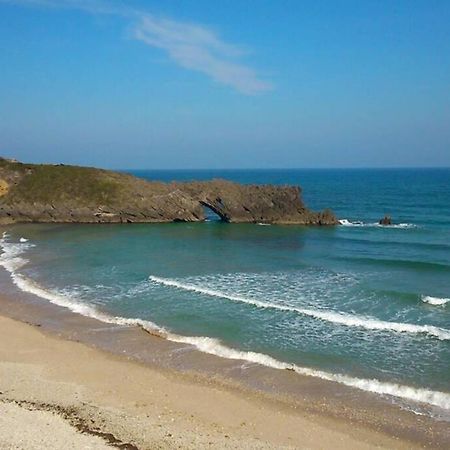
[{"x1": 1, "y1": 0, "x2": 449, "y2": 169}]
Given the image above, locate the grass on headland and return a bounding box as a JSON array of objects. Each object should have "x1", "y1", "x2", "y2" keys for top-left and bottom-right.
[{"x1": 0, "y1": 159, "x2": 120, "y2": 205}]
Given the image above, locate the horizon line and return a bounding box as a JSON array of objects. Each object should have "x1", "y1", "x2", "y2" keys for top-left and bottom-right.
[
  {"x1": 122, "y1": 166, "x2": 450, "y2": 171},
  {"x1": 2, "y1": 157, "x2": 449, "y2": 171}
]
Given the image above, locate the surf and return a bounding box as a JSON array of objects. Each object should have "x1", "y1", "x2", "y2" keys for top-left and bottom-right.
[
  {"x1": 166, "y1": 333, "x2": 450, "y2": 411},
  {"x1": 2, "y1": 233, "x2": 450, "y2": 413},
  {"x1": 422, "y1": 295, "x2": 450, "y2": 306},
  {"x1": 149, "y1": 275, "x2": 450, "y2": 340},
  {"x1": 338, "y1": 219, "x2": 416, "y2": 229}
]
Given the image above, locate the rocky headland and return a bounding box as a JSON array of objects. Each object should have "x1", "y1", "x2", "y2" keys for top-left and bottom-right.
[{"x1": 0, "y1": 158, "x2": 337, "y2": 225}]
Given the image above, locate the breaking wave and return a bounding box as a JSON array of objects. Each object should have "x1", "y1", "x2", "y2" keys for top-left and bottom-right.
[
  {"x1": 166, "y1": 334, "x2": 450, "y2": 411},
  {"x1": 0, "y1": 233, "x2": 165, "y2": 334},
  {"x1": 422, "y1": 296, "x2": 450, "y2": 307},
  {"x1": 339, "y1": 219, "x2": 416, "y2": 229},
  {"x1": 148, "y1": 275, "x2": 450, "y2": 340},
  {"x1": 1, "y1": 233, "x2": 450, "y2": 412}
]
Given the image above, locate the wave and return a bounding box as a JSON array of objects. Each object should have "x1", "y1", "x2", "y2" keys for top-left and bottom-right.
[
  {"x1": 422, "y1": 296, "x2": 450, "y2": 307},
  {"x1": 341, "y1": 256, "x2": 450, "y2": 273},
  {"x1": 167, "y1": 334, "x2": 450, "y2": 411},
  {"x1": 149, "y1": 276, "x2": 450, "y2": 341},
  {"x1": 0, "y1": 233, "x2": 165, "y2": 334},
  {"x1": 0, "y1": 233, "x2": 34, "y2": 272},
  {"x1": 339, "y1": 219, "x2": 416, "y2": 229},
  {"x1": 335, "y1": 235, "x2": 450, "y2": 252},
  {"x1": 1, "y1": 234, "x2": 450, "y2": 412}
]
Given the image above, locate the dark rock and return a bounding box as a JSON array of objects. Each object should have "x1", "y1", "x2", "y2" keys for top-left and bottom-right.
[{"x1": 379, "y1": 215, "x2": 392, "y2": 225}]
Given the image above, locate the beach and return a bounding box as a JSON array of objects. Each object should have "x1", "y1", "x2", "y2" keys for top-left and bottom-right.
[
  {"x1": 0, "y1": 309, "x2": 431, "y2": 450},
  {"x1": 0, "y1": 168, "x2": 449, "y2": 449},
  {"x1": 1, "y1": 275, "x2": 450, "y2": 450}
]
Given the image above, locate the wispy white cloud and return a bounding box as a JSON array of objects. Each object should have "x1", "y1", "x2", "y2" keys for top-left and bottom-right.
[
  {"x1": 2, "y1": 0, "x2": 273, "y2": 94},
  {"x1": 133, "y1": 16, "x2": 272, "y2": 95}
]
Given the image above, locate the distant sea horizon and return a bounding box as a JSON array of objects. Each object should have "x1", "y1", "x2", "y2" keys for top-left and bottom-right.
[{"x1": 121, "y1": 166, "x2": 450, "y2": 172}]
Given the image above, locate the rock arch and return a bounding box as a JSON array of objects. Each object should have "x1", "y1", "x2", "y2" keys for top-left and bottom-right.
[{"x1": 199, "y1": 201, "x2": 227, "y2": 222}]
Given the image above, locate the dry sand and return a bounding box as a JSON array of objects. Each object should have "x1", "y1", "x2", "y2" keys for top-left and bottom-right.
[
  {"x1": 0, "y1": 402, "x2": 111, "y2": 449},
  {"x1": 0, "y1": 314, "x2": 425, "y2": 449}
]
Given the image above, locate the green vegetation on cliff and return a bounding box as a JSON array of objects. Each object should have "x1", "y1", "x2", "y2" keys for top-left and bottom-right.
[{"x1": 1, "y1": 161, "x2": 120, "y2": 205}]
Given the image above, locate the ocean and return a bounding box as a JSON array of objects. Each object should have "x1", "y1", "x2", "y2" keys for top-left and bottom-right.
[{"x1": 1, "y1": 168, "x2": 449, "y2": 417}]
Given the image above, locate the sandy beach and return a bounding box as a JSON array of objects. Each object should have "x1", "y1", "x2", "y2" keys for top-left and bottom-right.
[{"x1": 0, "y1": 309, "x2": 432, "y2": 450}]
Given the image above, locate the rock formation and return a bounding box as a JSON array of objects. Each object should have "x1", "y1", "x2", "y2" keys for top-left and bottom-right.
[
  {"x1": 0, "y1": 158, "x2": 337, "y2": 225},
  {"x1": 379, "y1": 215, "x2": 392, "y2": 226}
]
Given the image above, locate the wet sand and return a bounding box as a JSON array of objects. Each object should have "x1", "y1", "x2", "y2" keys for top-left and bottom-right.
[{"x1": 0, "y1": 268, "x2": 449, "y2": 448}]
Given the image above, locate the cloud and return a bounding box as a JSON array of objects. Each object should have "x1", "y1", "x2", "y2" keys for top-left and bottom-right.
[
  {"x1": 2, "y1": 0, "x2": 273, "y2": 94},
  {"x1": 134, "y1": 16, "x2": 272, "y2": 95}
]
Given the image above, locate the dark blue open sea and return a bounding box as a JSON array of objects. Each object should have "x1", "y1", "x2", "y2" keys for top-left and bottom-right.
[{"x1": 1, "y1": 169, "x2": 449, "y2": 417}]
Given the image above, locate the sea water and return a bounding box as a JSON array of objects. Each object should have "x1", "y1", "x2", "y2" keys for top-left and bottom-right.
[{"x1": 1, "y1": 169, "x2": 449, "y2": 414}]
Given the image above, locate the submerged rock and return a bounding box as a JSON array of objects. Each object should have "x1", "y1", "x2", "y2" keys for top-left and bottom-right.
[{"x1": 0, "y1": 158, "x2": 337, "y2": 225}]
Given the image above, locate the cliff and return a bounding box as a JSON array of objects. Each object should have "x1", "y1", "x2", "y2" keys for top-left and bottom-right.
[{"x1": 0, "y1": 158, "x2": 337, "y2": 225}]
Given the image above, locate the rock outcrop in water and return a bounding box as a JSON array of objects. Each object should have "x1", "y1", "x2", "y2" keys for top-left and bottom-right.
[
  {"x1": 379, "y1": 215, "x2": 392, "y2": 225},
  {"x1": 0, "y1": 158, "x2": 337, "y2": 225}
]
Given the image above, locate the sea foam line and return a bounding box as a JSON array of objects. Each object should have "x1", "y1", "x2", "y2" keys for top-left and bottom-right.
[
  {"x1": 338, "y1": 219, "x2": 416, "y2": 229},
  {"x1": 0, "y1": 233, "x2": 166, "y2": 334},
  {"x1": 165, "y1": 334, "x2": 450, "y2": 411},
  {"x1": 149, "y1": 275, "x2": 450, "y2": 341},
  {"x1": 1, "y1": 234, "x2": 450, "y2": 411}
]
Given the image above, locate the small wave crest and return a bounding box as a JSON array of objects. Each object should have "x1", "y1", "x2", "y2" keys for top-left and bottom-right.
[
  {"x1": 422, "y1": 295, "x2": 450, "y2": 307},
  {"x1": 339, "y1": 219, "x2": 416, "y2": 229},
  {"x1": 0, "y1": 232, "x2": 34, "y2": 272},
  {"x1": 149, "y1": 275, "x2": 450, "y2": 340}
]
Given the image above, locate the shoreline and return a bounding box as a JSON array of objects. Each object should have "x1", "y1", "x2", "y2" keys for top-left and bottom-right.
[
  {"x1": 0, "y1": 308, "x2": 430, "y2": 449},
  {"x1": 0, "y1": 268, "x2": 449, "y2": 448},
  {"x1": 1, "y1": 314, "x2": 419, "y2": 450}
]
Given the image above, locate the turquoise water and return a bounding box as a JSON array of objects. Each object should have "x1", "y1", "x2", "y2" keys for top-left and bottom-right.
[{"x1": 1, "y1": 169, "x2": 449, "y2": 412}]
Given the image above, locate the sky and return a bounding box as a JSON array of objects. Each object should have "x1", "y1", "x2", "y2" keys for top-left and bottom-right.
[{"x1": 1, "y1": 0, "x2": 449, "y2": 169}]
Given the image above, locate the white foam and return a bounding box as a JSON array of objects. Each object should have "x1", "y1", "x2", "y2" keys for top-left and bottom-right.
[
  {"x1": 389, "y1": 223, "x2": 417, "y2": 229},
  {"x1": 422, "y1": 296, "x2": 450, "y2": 307},
  {"x1": 0, "y1": 232, "x2": 34, "y2": 272},
  {"x1": 339, "y1": 219, "x2": 416, "y2": 229},
  {"x1": 149, "y1": 275, "x2": 450, "y2": 341},
  {"x1": 19, "y1": 237, "x2": 29, "y2": 243},
  {"x1": 1, "y1": 234, "x2": 449, "y2": 412},
  {"x1": 0, "y1": 233, "x2": 165, "y2": 335},
  {"x1": 165, "y1": 333, "x2": 450, "y2": 411}
]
